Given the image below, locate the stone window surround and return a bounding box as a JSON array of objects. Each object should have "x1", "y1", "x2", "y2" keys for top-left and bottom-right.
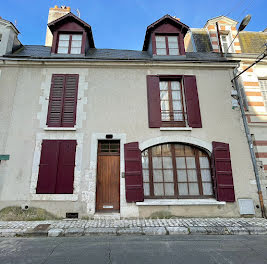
[{"x1": 30, "y1": 132, "x2": 83, "y2": 201}]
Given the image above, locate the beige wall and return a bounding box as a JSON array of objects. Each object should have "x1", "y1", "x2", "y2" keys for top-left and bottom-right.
[{"x1": 0, "y1": 60, "x2": 261, "y2": 217}]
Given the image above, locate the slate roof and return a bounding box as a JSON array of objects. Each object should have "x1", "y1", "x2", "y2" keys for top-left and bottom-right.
[
  {"x1": 239, "y1": 32, "x2": 267, "y2": 53},
  {"x1": 191, "y1": 29, "x2": 213, "y2": 52},
  {"x1": 3, "y1": 45, "x2": 233, "y2": 62},
  {"x1": 190, "y1": 29, "x2": 267, "y2": 54}
]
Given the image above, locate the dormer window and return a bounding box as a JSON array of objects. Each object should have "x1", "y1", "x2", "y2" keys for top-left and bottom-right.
[
  {"x1": 57, "y1": 33, "x2": 82, "y2": 54},
  {"x1": 155, "y1": 35, "x2": 180, "y2": 55},
  {"x1": 48, "y1": 13, "x2": 95, "y2": 55},
  {"x1": 220, "y1": 33, "x2": 233, "y2": 53}
]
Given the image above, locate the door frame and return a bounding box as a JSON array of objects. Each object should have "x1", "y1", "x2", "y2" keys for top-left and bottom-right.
[
  {"x1": 95, "y1": 140, "x2": 120, "y2": 212},
  {"x1": 88, "y1": 133, "x2": 126, "y2": 216}
]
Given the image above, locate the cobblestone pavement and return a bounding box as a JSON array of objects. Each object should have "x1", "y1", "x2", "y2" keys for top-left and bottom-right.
[{"x1": 0, "y1": 218, "x2": 266, "y2": 237}]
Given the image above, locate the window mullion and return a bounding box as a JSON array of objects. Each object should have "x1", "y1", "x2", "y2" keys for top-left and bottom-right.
[
  {"x1": 148, "y1": 148, "x2": 154, "y2": 197},
  {"x1": 68, "y1": 35, "x2": 72, "y2": 54},
  {"x1": 165, "y1": 36, "x2": 169, "y2": 55},
  {"x1": 168, "y1": 81, "x2": 174, "y2": 121},
  {"x1": 171, "y1": 144, "x2": 179, "y2": 197},
  {"x1": 195, "y1": 149, "x2": 204, "y2": 195}
]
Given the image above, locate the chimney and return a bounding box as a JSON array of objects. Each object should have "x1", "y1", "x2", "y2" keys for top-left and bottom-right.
[{"x1": 45, "y1": 5, "x2": 71, "y2": 46}]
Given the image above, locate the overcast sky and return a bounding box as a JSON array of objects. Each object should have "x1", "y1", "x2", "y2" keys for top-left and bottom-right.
[{"x1": 1, "y1": 0, "x2": 266, "y2": 50}]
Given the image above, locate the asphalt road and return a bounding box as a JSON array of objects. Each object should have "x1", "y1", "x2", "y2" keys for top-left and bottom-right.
[{"x1": 0, "y1": 235, "x2": 266, "y2": 264}]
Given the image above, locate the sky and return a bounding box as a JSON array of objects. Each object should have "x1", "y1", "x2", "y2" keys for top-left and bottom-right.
[{"x1": 1, "y1": 0, "x2": 266, "y2": 50}]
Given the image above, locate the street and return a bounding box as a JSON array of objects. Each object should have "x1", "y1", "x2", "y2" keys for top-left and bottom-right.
[{"x1": 0, "y1": 235, "x2": 266, "y2": 264}]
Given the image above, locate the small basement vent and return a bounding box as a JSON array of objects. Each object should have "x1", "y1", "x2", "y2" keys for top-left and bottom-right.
[{"x1": 66, "y1": 212, "x2": 78, "y2": 219}]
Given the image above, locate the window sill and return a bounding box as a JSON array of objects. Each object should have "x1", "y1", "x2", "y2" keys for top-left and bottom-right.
[
  {"x1": 31, "y1": 194, "x2": 78, "y2": 201},
  {"x1": 160, "y1": 127, "x2": 192, "y2": 131},
  {"x1": 136, "y1": 199, "x2": 226, "y2": 206},
  {"x1": 44, "y1": 127, "x2": 76, "y2": 131}
]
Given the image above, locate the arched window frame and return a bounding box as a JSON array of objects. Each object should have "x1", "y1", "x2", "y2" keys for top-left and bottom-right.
[{"x1": 142, "y1": 143, "x2": 214, "y2": 199}]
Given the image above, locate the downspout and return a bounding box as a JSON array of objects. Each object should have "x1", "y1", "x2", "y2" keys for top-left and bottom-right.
[{"x1": 232, "y1": 71, "x2": 266, "y2": 218}]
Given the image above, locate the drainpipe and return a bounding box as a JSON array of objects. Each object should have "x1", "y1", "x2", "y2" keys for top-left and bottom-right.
[{"x1": 232, "y1": 73, "x2": 266, "y2": 218}]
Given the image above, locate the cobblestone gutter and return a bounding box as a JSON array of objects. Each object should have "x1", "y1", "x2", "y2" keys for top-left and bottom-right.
[{"x1": 0, "y1": 218, "x2": 266, "y2": 237}]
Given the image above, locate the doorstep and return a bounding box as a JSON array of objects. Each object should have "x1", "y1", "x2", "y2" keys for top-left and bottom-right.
[{"x1": 93, "y1": 213, "x2": 121, "y2": 220}]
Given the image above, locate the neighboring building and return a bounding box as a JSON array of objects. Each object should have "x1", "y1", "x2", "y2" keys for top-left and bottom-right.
[
  {"x1": 0, "y1": 8, "x2": 262, "y2": 218},
  {"x1": 185, "y1": 15, "x2": 267, "y2": 211}
]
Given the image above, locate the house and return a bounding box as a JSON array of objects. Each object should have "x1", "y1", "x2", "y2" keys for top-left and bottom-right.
[
  {"x1": 185, "y1": 15, "x2": 267, "y2": 214},
  {"x1": 0, "y1": 7, "x2": 262, "y2": 218}
]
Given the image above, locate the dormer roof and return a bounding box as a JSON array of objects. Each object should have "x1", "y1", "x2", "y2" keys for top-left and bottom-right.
[
  {"x1": 48, "y1": 12, "x2": 95, "y2": 48},
  {"x1": 0, "y1": 18, "x2": 20, "y2": 34},
  {"x1": 143, "y1": 14, "x2": 189, "y2": 51},
  {"x1": 204, "y1": 16, "x2": 238, "y2": 27}
]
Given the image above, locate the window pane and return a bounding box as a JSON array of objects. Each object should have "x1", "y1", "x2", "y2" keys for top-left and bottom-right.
[
  {"x1": 172, "y1": 90, "x2": 181, "y2": 100},
  {"x1": 164, "y1": 170, "x2": 174, "y2": 182},
  {"x1": 164, "y1": 183, "x2": 174, "y2": 196},
  {"x1": 174, "y1": 112, "x2": 184, "y2": 121},
  {"x1": 176, "y1": 157, "x2": 186, "y2": 168},
  {"x1": 171, "y1": 81, "x2": 180, "y2": 90},
  {"x1": 169, "y1": 48, "x2": 179, "y2": 55},
  {"x1": 177, "y1": 170, "x2": 187, "y2": 181},
  {"x1": 157, "y1": 48, "x2": 167, "y2": 55},
  {"x1": 152, "y1": 145, "x2": 161, "y2": 156},
  {"x1": 163, "y1": 157, "x2": 173, "y2": 168},
  {"x1": 142, "y1": 156, "x2": 149, "y2": 168},
  {"x1": 57, "y1": 47, "x2": 68, "y2": 54},
  {"x1": 160, "y1": 91, "x2": 169, "y2": 100},
  {"x1": 58, "y1": 40, "x2": 69, "y2": 47},
  {"x1": 154, "y1": 183, "x2": 164, "y2": 196},
  {"x1": 174, "y1": 144, "x2": 184, "y2": 156},
  {"x1": 162, "y1": 144, "x2": 172, "y2": 156},
  {"x1": 186, "y1": 157, "x2": 196, "y2": 168},
  {"x1": 152, "y1": 157, "x2": 162, "y2": 168},
  {"x1": 178, "y1": 183, "x2": 188, "y2": 195},
  {"x1": 156, "y1": 36, "x2": 166, "y2": 48},
  {"x1": 160, "y1": 81, "x2": 168, "y2": 90},
  {"x1": 185, "y1": 146, "x2": 194, "y2": 156},
  {"x1": 59, "y1": 34, "x2": 70, "y2": 40},
  {"x1": 144, "y1": 183, "x2": 150, "y2": 196},
  {"x1": 143, "y1": 169, "x2": 149, "y2": 182},
  {"x1": 168, "y1": 41, "x2": 178, "y2": 49},
  {"x1": 70, "y1": 47, "x2": 81, "y2": 54},
  {"x1": 199, "y1": 157, "x2": 209, "y2": 168},
  {"x1": 187, "y1": 170, "x2": 197, "y2": 182},
  {"x1": 202, "y1": 182, "x2": 213, "y2": 195},
  {"x1": 168, "y1": 36, "x2": 178, "y2": 43},
  {"x1": 72, "y1": 34, "x2": 82, "y2": 41},
  {"x1": 189, "y1": 183, "x2": 199, "y2": 195},
  {"x1": 71, "y1": 40, "x2": 82, "y2": 48},
  {"x1": 172, "y1": 100, "x2": 182, "y2": 111},
  {"x1": 153, "y1": 170, "x2": 163, "y2": 182},
  {"x1": 201, "y1": 169, "x2": 211, "y2": 182}
]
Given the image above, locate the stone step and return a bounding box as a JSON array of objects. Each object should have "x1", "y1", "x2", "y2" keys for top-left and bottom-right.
[{"x1": 93, "y1": 213, "x2": 120, "y2": 220}]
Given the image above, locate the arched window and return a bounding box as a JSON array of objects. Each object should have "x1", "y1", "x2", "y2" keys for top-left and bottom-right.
[{"x1": 142, "y1": 143, "x2": 213, "y2": 198}]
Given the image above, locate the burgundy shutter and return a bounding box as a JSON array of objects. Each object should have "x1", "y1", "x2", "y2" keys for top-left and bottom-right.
[
  {"x1": 183, "y1": 75, "x2": 202, "y2": 128},
  {"x1": 124, "y1": 142, "x2": 144, "y2": 202},
  {"x1": 56, "y1": 140, "x2": 77, "y2": 194},
  {"x1": 47, "y1": 75, "x2": 65, "y2": 127},
  {"x1": 147, "y1": 75, "x2": 161, "y2": 128},
  {"x1": 36, "y1": 140, "x2": 60, "y2": 194},
  {"x1": 62, "y1": 74, "x2": 79, "y2": 127},
  {"x1": 212, "y1": 141, "x2": 235, "y2": 202}
]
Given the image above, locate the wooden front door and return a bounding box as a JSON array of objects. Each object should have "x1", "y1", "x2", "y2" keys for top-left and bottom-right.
[{"x1": 96, "y1": 140, "x2": 120, "y2": 212}]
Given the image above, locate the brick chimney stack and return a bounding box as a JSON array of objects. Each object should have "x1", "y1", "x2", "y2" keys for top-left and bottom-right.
[{"x1": 45, "y1": 5, "x2": 71, "y2": 46}]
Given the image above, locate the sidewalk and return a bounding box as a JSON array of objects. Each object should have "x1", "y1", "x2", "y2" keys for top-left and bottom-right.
[{"x1": 0, "y1": 218, "x2": 267, "y2": 237}]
